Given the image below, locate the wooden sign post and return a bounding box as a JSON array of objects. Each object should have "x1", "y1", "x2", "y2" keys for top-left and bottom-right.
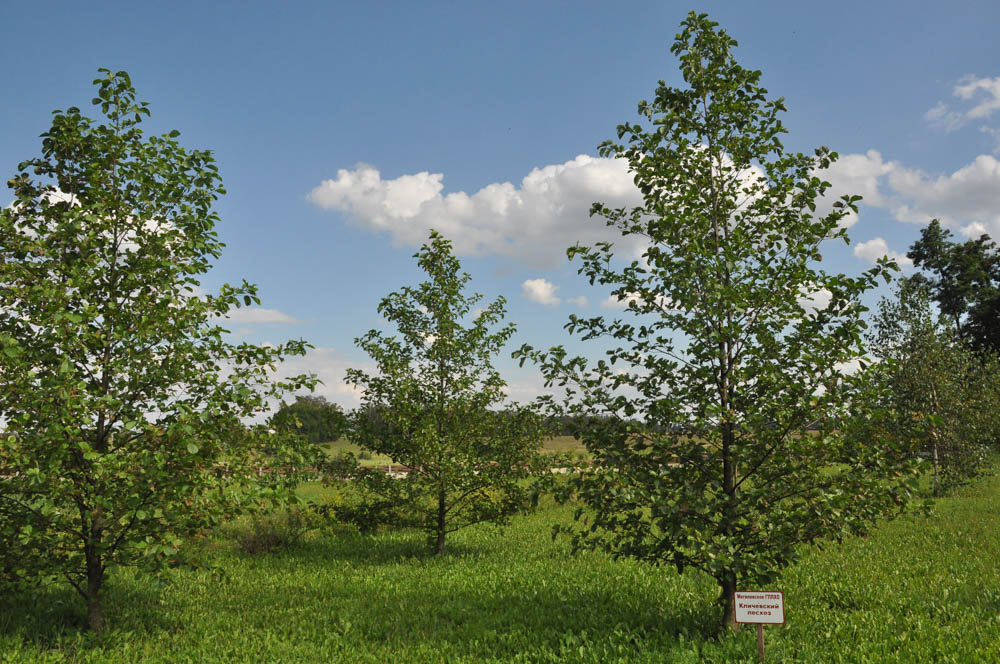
[{"x1": 734, "y1": 591, "x2": 784, "y2": 662}]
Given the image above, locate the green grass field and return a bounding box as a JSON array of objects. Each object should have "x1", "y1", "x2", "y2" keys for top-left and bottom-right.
[
  {"x1": 2, "y1": 467, "x2": 999, "y2": 662},
  {"x1": 321, "y1": 435, "x2": 589, "y2": 467}
]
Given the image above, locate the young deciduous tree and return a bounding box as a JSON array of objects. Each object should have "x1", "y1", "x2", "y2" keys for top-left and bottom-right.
[
  {"x1": 0, "y1": 70, "x2": 316, "y2": 631},
  {"x1": 870, "y1": 280, "x2": 999, "y2": 495},
  {"x1": 340, "y1": 231, "x2": 546, "y2": 554},
  {"x1": 515, "y1": 13, "x2": 920, "y2": 629}
]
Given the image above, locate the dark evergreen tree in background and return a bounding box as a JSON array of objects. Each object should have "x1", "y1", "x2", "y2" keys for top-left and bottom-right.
[
  {"x1": 907, "y1": 219, "x2": 1000, "y2": 353},
  {"x1": 270, "y1": 395, "x2": 347, "y2": 443}
]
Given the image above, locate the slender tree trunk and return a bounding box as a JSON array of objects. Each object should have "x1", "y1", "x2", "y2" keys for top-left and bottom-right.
[
  {"x1": 707, "y1": 124, "x2": 740, "y2": 633},
  {"x1": 85, "y1": 547, "x2": 105, "y2": 631},
  {"x1": 930, "y1": 385, "x2": 942, "y2": 498},
  {"x1": 82, "y1": 499, "x2": 107, "y2": 632},
  {"x1": 720, "y1": 572, "x2": 737, "y2": 631},
  {"x1": 721, "y1": 418, "x2": 739, "y2": 631},
  {"x1": 435, "y1": 484, "x2": 446, "y2": 555},
  {"x1": 932, "y1": 441, "x2": 940, "y2": 498}
]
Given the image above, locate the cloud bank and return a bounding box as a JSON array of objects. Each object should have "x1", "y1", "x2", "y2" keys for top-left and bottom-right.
[
  {"x1": 308, "y1": 155, "x2": 644, "y2": 268},
  {"x1": 311, "y1": 147, "x2": 1000, "y2": 271}
]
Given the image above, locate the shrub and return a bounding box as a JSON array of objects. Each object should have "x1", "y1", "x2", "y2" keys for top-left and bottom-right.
[{"x1": 227, "y1": 505, "x2": 318, "y2": 555}]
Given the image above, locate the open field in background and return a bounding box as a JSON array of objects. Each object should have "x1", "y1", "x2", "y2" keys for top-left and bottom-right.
[
  {"x1": 2, "y1": 465, "x2": 1000, "y2": 662},
  {"x1": 318, "y1": 439, "x2": 395, "y2": 467},
  {"x1": 539, "y1": 435, "x2": 590, "y2": 457},
  {"x1": 320, "y1": 435, "x2": 589, "y2": 467}
]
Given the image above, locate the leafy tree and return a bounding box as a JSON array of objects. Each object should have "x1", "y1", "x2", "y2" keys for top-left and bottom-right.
[
  {"x1": 907, "y1": 219, "x2": 1000, "y2": 352},
  {"x1": 340, "y1": 231, "x2": 547, "y2": 554},
  {"x1": 870, "y1": 280, "x2": 999, "y2": 495},
  {"x1": 270, "y1": 394, "x2": 347, "y2": 443},
  {"x1": 515, "y1": 13, "x2": 919, "y2": 630},
  {"x1": 0, "y1": 70, "x2": 316, "y2": 631}
]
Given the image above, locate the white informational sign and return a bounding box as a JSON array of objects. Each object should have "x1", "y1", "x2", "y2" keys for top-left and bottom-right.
[{"x1": 734, "y1": 591, "x2": 785, "y2": 624}]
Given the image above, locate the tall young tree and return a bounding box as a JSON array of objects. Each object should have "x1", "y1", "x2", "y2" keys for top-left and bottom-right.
[
  {"x1": 870, "y1": 280, "x2": 998, "y2": 495},
  {"x1": 342, "y1": 231, "x2": 546, "y2": 555},
  {"x1": 0, "y1": 70, "x2": 316, "y2": 631},
  {"x1": 515, "y1": 13, "x2": 919, "y2": 629}
]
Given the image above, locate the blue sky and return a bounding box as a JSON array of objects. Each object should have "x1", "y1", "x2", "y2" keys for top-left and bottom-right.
[{"x1": 4, "y1": 1, "x2": 1000, "y2": 408}]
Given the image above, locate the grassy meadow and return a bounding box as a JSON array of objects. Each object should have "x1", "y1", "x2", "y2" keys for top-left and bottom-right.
[
  {"x1": 321, "y1": 435, "x2": 589, "y2": 467},
  {"x1": 2, "y1": 459, "x2": 1000, "y2": 662}
]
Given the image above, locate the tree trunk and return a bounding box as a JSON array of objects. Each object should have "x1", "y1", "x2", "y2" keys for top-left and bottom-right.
[
  {"x1": 435, "y1": 485, "x2": 446, "y2": 555},
  {"x1": 86, "y1": 551, "x2": 105, "y2": 631},
  {"x1": 84, "y1": 504, "x2": 106, "y2": 631},
  {"x1": 720, "y1": 573, "x2": 738, "y2": 631},
  {"x1": 721, "y1": 417, "x2": 738, "y2": 632},
  {"x1": 87, "y1": 594, "x2": 105, "y2": 632},
  {"x1": 930, "y1": 387, "x2": 942, "y2": 498},
  {"x1": 932, "y1": 440, "x2": 940, "y2": 498}
]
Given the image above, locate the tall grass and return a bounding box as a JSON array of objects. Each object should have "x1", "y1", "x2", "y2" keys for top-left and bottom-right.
[{"x1": 2, "y1": 468, "x2": 998, "y2": 662}]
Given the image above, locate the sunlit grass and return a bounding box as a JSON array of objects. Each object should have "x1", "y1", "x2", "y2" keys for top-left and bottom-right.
[{"x1": 2, "y1": 466, "x2": 999, "y2": 662}]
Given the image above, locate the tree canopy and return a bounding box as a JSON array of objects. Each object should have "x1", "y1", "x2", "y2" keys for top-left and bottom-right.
[
  {"x1": 516, "y1": 12, "x2": 920, "y2": 629},
  {"x1": 907, "y1": 219, "x2": 1000, "y2": 353},
  {"x1": 339, "y1": 231, "x2": 547, "y2": 554},
  {"x1": 270, "y1": 395, "x2": 347, "y2": 444},
  {"x1": 870, "y1": 280, "x2": 1000, "y2": 495},
  {"x1": 0, "y1": 70, "x2": 316, "y2": 631}
]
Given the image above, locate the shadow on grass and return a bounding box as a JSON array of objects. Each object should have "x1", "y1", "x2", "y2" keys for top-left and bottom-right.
[
  {"x1": 237, "y1": 571, "x2": 720, "y2": 660},
  {"x1": 221, "y1": 525, "x2": 489, "y2": 566},
  {"x1": 1, "y1": 529, "x2": 722, "y2": 660},
  {"x1": 219, "y1": 532, "x2": 722, "y2": 658},
  {"x1": 0, "y1": 584, "x2": 86, "y2": 639},
  {"x1": 0, "y1": 578, "x2": 185, "y2": 646}
]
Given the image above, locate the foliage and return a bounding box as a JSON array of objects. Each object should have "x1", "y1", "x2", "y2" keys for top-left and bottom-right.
[
  {"x1": 515, "y1": 12, "x2": 919, "y2": 629},
  {"x1": 907, "y1": 218, "x2": 1000, "y2": 352},
  {"x1": 869, "y1": 280, "x2": 1000, "y2": 494},
  {"x1": 319, "y1": 472, "x2": 423, "y2": 535},
  {"x1": 337, "y1": 230, "x2": 549, "y2": 554},
  {"x1": 3, "y1": 466, "x2": 1000, "y2": 662},
  {"x1": 270, "y1": 394, "x2": 347, "y2": 444},
  {"x1": 223, "y1": 504, "x2": 321, "y2": 555},
  {"x1": 0, "y1": 70, "x2": 317, "y2": 631}
]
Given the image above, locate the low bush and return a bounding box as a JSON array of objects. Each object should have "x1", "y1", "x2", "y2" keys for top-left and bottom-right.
[{"x1": 224, "y1": 505, "x2": 319, "y2": 555}]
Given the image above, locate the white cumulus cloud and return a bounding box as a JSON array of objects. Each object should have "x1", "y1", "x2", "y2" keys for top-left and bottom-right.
[
  {"x1": 308, "y1": 155, "x2": 644, "y2": 268},
  {"x1": 602, "y1": 293, "x2": 639, "y2": 310},
  {"x1": 852, "y1": 237, "x2": 913, "y2": 267},
  {"x1": 811, "y1": 149, "x2": 897, "y2": 229},
  {"x1": 954, "y1": 75, "x2": 1000, "y2": 120},
  {"x1": 797, "y1": 286, "x2": 833, "y2": 313},
  {"x1": 311, "y1": 143, "x2": 1000, "y2": 276},
  {"x1": 801, "y1": 148, "x2": 1000, "y2": 242},
  {"x1": 521, "y1": 278, "x2": 561, "y2": 306},
  {"x1": 887, "y1": 155, "x2": 1000, "y2": 237},
  {"x1": 275, "y1": 347, "x2": 372, "y2": 409}
]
